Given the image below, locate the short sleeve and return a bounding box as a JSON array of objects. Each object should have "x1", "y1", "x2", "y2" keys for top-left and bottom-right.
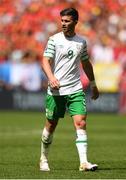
[
  {"x1": 43, "y1": 37, "x2": 55, "y2": 59},
  {"x1": 80, "y1": 41, "x2": 89, "y2": 61}
]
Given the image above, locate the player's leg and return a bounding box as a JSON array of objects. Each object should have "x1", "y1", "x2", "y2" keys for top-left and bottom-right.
[
  {"x1": 72, "y1": 115, "x2": 98, "y2": 171},
  {"x1": 72, "y1": 114, "x2": 88, "y2": 164},
  {"x1": 40, "y1": 94, "x2": 66, "y2": 171},
  {"x1": 68, "y1": 91, "x2": 98, "y2": 171},
  {"x1": 40, "y1": 119, "x2": 58, "y2": 171}
]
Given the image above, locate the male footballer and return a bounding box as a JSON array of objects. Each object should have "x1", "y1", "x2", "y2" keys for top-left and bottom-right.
[{"x1": 40, "y1": 7, "x2": 99, "y2": 171}]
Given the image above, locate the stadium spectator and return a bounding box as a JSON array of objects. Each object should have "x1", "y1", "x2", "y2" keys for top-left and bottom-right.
[
  {"x1": 0, "y1": 61, "x2": 13, "y2": 91},
  {"x1": 8, "y1": 50, "x2": 24, "y2": 89},
  {"x1": 20, "y1": 50, "x2": 47, "y2": 91},
  {"x1": 0, "y1": 0, "x2": 126, "y2": 65},
  {"x1": 91, "y1": 41, "x2": 114, "y2": 64}
]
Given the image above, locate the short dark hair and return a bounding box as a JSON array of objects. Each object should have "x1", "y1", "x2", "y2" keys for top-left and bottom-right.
[{"x1": 60, "y1": 8, "x2": 79, "y2": 21}]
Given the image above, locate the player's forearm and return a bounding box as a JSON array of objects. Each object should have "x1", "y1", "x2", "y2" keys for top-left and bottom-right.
[
  {"x1": 82, "y1": 60, "x2": 95, "y2": 82},
  {"x1": 41, "y1": 57, "x2": 54, "y2": 80},
  {"x1": 41, "y1": 57, "x2": 60, "y2": 89},
  {"x1": 82, "y1": 60, "x2": 99, "y2": 99}
]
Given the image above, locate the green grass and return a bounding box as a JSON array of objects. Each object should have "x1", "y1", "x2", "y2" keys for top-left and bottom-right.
[{"x1": 0, "y1": 111, "x2": 126, "y2": 179}]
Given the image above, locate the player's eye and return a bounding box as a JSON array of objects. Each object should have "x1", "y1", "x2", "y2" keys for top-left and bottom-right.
[{"x1": 61, "y1": 19, "x2": 70, "y2": 23}]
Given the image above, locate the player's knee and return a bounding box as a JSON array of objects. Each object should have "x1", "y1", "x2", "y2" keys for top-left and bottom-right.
[
  {"x1": 46, "y1": 119, "x2": 58, "y2": 133},
  {"x1": 75, "y1": 119, "x2": 86, "y2": 129},
  {"x1": 79, "y1": 120, "x2": 86, "y2": 128}
]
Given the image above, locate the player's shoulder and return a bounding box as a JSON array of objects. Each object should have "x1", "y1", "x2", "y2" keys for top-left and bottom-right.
[
  {"x1": 75, "y1": 34, "x2": 87, "y2": 44},
  {"x1": 49, "y1": 32, "x2": 63, "y2": 41}
]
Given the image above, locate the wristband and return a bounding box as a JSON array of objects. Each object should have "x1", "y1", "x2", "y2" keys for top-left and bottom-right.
[{"x1": 90, "y1": 80, "x2": 96, "y2": 88}]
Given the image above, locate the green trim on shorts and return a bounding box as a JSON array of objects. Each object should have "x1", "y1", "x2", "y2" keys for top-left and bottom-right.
[{"x1": 45, "y1": 91, "x2": 87, "y2": 120}]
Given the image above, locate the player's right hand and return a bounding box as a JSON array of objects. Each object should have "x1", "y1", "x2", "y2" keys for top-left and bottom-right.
[{"x1": 49, "y1": 76, "x2": 60, "y2": 90}]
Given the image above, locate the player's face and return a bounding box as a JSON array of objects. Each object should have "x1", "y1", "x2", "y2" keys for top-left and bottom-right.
[{"x1": 61, "y1": 15, "x2": 77, "y2": 36}]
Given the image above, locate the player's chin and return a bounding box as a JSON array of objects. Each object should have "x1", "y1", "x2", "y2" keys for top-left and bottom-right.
[{"x1": 62, "y1": 27, "x2": 69, "y2": 32}]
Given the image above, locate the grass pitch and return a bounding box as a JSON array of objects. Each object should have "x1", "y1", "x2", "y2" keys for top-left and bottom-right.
[{"x1": 0, "y1": 111, "x2": 126, "y2": 179}]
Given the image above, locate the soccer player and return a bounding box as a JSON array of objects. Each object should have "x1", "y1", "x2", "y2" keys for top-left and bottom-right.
[{"x1": 40, "y1": 8, "x2": 99, "y2": 171}]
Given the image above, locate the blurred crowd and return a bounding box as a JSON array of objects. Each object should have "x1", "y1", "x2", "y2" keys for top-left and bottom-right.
[{"x1": 0, "y1": 0, "x2": 126, "y2": 93}]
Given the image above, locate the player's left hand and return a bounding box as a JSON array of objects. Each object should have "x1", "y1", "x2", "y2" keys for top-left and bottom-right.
[{"x1": 91, "y1": 86, "x2": 99, "y2": 100}]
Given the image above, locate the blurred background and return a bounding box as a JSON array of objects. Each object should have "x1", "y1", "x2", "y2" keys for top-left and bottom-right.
[{"x1": 0, "y1": 0, "x2": 126, "y2": 114}]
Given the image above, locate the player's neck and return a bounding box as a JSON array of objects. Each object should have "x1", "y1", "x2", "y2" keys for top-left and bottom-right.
[{"x1": 63, "y1": 31, "x2": 76, "y2": 38}]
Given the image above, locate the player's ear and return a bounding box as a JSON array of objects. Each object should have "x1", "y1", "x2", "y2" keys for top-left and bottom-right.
[{"x1": 75, "y1": 20, "x2": 78, "y2": 24}]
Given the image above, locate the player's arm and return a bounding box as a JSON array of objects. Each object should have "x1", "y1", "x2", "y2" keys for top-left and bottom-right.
[
  {"x1": 81, "y1": 60, "x2": 99, "y2": 100},
  {"x1": 41, "y1": 56, "x2": 60, "y2": 90}
]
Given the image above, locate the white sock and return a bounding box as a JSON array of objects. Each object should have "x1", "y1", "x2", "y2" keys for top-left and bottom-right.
[
  {"x1": 76, "y1": 129, "x2": 88, "y2": 164},
  {"x1": 40, "y1": 127, "x2": 53, "y2": 162}
]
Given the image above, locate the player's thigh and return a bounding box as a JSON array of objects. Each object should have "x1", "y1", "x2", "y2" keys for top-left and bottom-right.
[
  {"x1": 46, "y1": 94, "x2": 66, "y2": 120},
  {"x1": 67, "y1": 91, "x2": 87, "y2": 116}
]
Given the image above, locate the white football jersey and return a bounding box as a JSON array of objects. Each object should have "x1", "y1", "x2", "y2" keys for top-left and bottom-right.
[{"x1": 43, "y1": 32, "x2": 89, "y2": 95}]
